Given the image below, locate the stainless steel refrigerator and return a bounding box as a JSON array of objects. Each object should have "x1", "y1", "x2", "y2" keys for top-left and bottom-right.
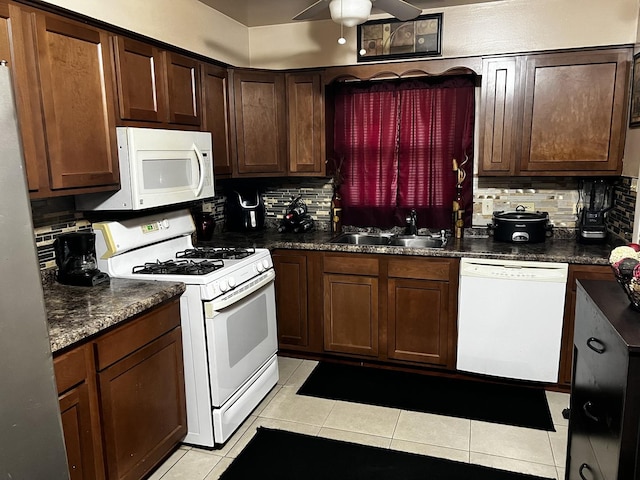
[{"x1": 0, "y1": 61, "x2": 69, "y2": 477}]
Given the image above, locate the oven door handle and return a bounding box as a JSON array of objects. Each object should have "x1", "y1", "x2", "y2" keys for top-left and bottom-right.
[{"x1": 210, "y1": 269, "x2": 275, "y2": 311}]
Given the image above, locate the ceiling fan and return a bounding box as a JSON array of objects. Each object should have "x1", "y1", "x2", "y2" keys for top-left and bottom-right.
[{"x1": 293, "y1": 0, "x2": 422, "y2": 27}]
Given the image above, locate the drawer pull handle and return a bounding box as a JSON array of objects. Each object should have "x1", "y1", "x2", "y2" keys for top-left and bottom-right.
[
  {"x1": 579, "y1": 462, "x2": 592, "y2": 479},
  {"x1": 586, "y1": 337, "x2": 605, "y2": 354},
  {"x1": 582, "y1": 401, "x2": 599, "y2": 422}
]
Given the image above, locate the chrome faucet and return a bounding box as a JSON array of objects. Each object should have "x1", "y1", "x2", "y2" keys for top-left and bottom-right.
[{"x1": 405, "y1": 209, "x2": 418, "y2": 235}]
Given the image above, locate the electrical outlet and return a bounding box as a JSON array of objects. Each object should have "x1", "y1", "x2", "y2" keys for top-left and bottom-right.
[
  {"x1": 481, "y1": 199, "x2": 494, "y2": 215},
  {"x1": 518, "y1": 202, "x2": 535, "y2": 211},
  {"x1": 632, "y1": 178, "x2": 638, "y2": 193},
  {"x1": 202, "y1": 201, "x2": 213, "y2": 213}
]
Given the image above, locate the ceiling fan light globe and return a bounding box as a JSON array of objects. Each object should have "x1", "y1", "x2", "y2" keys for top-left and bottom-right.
[{"x1": 329, "y1": 0, "x2": 372, "y2": 27}]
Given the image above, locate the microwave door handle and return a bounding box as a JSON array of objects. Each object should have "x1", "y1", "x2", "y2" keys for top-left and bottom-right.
[{"x1": 192, "y1": 143, "x2": 205, "y2": 196}]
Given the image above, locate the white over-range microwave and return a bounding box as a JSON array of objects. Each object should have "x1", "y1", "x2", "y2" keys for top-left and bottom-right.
[{"x1": 75, "y1": 127, "x2": 214, "y2": 211}]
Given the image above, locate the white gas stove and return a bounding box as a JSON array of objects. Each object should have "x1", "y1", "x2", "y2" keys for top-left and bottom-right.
[{"x1": 93, "y1": 209, "x2": 279, "y2": 448}]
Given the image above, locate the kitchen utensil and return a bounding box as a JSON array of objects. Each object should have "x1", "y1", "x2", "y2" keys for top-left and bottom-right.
[
  {"x1": 577, "y1": 179, "x2": 613, "y2": 244},
  {"x1": 54, "y1": 231, "x2": 110, "y2": 286},
  {"x1": 226, "y1": 189, "x2": 266, "y2": 231}
]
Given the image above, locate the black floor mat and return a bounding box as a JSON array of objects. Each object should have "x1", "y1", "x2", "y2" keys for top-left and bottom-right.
[
  {"x1": 297, "y1": 362, "x2": 555, "y2": 431},
  {"x1": 220, "y1": 427, "x2": 555, "y2": 480}
]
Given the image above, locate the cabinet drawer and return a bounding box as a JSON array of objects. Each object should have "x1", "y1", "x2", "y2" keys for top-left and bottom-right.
[
  {"x1": 54, "y1": 344, "x2": 89, "y2": 394},
  {"x1": 324, "y1": 254, "x2": 378, "y2": 276},
  {"x1": 95, "y1": 300, "x2": 180, "y2": 371},
  {"x1": 388, "y1": 258, "x2": 451, "y2": 281}
]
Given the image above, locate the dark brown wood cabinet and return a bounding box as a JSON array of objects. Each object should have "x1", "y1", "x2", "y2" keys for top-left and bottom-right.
[
  {"x1": 558, "y1": 264, "x2": 614, "y2": 386},
  {"x1": 286, "y1": 72, "x2": 324, "y2": 175},
  {"x1": 201, "y1": 62, "x2": 233, "y2": 176},
  {"x1": 567, "y1": 280, "x2": 640, "y2": 479},
  {"x1": 273, "y1": 251, "x2": 309, "y2": 349},
  {"x1": 53, "y1": 299, "x2": 186, "y2": 480},
  {"x1": 32, "y1": 12, "x2": 120, "y2": 192},
  {"x1": 323, "y1": 254, "x2": 380, "y2": 357},
  {"x1": 479, "y1": 47, "x2": 631, "y2": 176},
  {"x1": 230, "y1": 69, "x2": 287, "y2": 176},
  {"x1": 386, "y1": 257, "x2": 458, "y2": 368},
  {"x1": 54, "y1": 345, "x2": 104, "y2": 480},
  {"x1": 112, "y1": 37, "x2": 201, "y2": 128}
]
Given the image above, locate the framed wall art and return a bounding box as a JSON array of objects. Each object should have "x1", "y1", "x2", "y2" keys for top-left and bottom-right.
[
  {"x1": 630, "y1": 52, "x2": 640, "y2": 128},
  {"x1": 357, "y1": 13, "x2": 442, "y2": 63}
]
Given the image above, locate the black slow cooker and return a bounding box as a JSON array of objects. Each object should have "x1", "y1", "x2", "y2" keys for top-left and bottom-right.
[{"x1": 488, "y1": 206, "x2": 553, "y2": 243}]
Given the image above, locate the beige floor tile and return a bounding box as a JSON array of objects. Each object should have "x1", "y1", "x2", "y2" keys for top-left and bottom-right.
[
  {"x1": 260, "y1": 385, "x2": 335, "y2": 425},
  {"x1": 159, "y1": 449, "x2": 223, "y2": 480},
  {"x1": 318, "y1": 427, "x2": 392, "y2": 448},
  {"x1": 549, "y1": 424, "x2": 568, "y2": 467},
  {"x1": 470, "y1": 421, "x2": 555, "y2": 465},
  {"x1": 394, "y1": 411, "x2": 471, "y2": 451},
  {"x1": 147, "y1": 448, "x2": 189, "y2": 479},
  {"x1": 277, "y1": 356, "x2": 303, "y2": 385},
  {"x1": 556, "y1": 466, "x2": 566, "y2": 479},
  {"x1": 226, "y1": 417, "x2": 321, "y2": 458},
  {"x1": 203, "y1": 457, "x2": 234, "y2": 480},
  {"x1": 470, "y1": 452, "x2": 559, "y2": 479},
  {"x1": 322, "y1": 400, "x2": 400, "y2": 437},
  {"x1": 284, "y1": 359, "x2": 319, "y2": 387},
  {"x1": 390, "y1": 439, "x2": 470, "y2": 463},
  {"x1": 546, "y1": 390, "x2": 570, "y2": 427}
]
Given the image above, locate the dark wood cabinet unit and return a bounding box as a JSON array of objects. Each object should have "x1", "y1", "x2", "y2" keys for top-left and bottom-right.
[
  {"x1": 165, "y1": 51, "x2": 201, "y2": 126},
  {"x1": 558, "y1": 264, "x2": 614, "y2": 386},
  {"x1": 386, "y1": 257, "x2": 457, "y2": 368},
  {"x1": 54, "y1": 344, "x2": 104, "y2": 480},
  {"x1": 323, "y1": 254, "x2": 380, "y2": 357},
  {"x1": 567, "y1": 280, "x2": 640, "y2": 479},
  {"x1": 273, "y1": 251, "x2": 310, "y2": 349},
  {"x1": 201, "y1": 62, "x2": 233, "y2": 176},
  {"x1": 286, "y1": 72, "x2": 324, "y2": 175},
  {"x1": 112, "y1": 36, "x2": 167, "y2": 123},
  {"x1": 230, "y1": 69, "x2": 287, "y2": 176},
  {"x1": 479, "y1": 47, "x2": 631, "y2": 176},
  {"x1": 32, "y1": 12, "x2": 120, "y2": 191},
  {"x1": 53, "y1": 299, "x2": 186, "y2": 480}
]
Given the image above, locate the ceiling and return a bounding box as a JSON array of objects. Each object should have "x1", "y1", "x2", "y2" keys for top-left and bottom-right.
[{"x1": 197, "y1": 0, "x2": 501, "y2": 27}]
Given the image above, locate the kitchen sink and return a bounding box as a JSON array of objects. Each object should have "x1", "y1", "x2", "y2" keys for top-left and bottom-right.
[
  {"x1": 330, "y1": 233, "x2": 447, "y2": 248},
  {"x1": 329, "y1": 233, "x2": 393, "y2": 245}
]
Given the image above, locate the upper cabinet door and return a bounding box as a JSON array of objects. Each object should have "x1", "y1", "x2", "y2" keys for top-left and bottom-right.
[
  {"x1": 201, "y1": 63, "x2": 232, "y2": 176},
  {"x1": 112, "y1": 36, "x2": 167, "y2": 123},
  {"x1": 34, "y1": 14, "x2": 119, "y2": 190},
  {"x1": 231, "y1": 69, "x2": 287, "y2": 176},
  {"x1": 165, "y1": 51, "x2": 201, "y2": 126},
  {"x1": 519, "y1": 49, "x2": 629, "y2": 175},
  {"x1": 286, "y1": 73, "x2": 324, "y2": 176},
  {"x1": 478, "y1": 57, "x2": 520, "y2": 175}
]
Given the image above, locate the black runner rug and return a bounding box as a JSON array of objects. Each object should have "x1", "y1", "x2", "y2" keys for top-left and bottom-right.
[
  {"x1": 219, "y1": 427, "x2": 555, "y2": 480},
  {"x1": 297, "y1": 362, "x2": 555, "y2": 431}
]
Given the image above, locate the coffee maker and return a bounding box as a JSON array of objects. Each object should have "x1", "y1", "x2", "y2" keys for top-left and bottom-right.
[
  {"x1": 54, "y1": 232, "x2": 110, "y2": 286},
  {"x1": 577, "y1": 179, "x2": 613, "y2": 244}
]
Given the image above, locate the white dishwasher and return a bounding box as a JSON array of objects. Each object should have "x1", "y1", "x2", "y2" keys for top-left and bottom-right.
[{"x1": 456, "y1": 257, "x2": 568, "y2": 383}]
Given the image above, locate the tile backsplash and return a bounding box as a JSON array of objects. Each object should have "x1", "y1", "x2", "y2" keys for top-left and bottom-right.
[{"x1": 30, "y1": 175, "x2": 636, "y2": 271}]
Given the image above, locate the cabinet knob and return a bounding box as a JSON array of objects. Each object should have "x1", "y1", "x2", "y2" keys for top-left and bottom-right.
[
  {"x1": 586, "y1": 337, "x2": 606, "y2": 354},
  {"x1": 582, "y1": 401, "x2": 600, "y2": 423}
]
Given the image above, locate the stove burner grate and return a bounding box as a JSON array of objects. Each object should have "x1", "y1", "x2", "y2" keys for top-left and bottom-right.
[
  {"x1": 176, "y1": 247, "x2": 256, "y2": 260},
  {"x1": 132, "y1": 259, "x2": 224, "y2": 276}
]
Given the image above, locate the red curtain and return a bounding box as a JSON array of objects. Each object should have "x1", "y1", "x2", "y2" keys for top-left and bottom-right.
[{"x1": 333, "y1": 76, "x2": 475, "y2": 229}]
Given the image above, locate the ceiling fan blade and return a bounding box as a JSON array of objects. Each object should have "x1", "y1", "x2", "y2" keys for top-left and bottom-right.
[
  {"x1": 293, "y1": 0, "x2": 331, "y2": 21},
  {"x1": 372, "y1": 0, "x2": 421, "y2": 21}
]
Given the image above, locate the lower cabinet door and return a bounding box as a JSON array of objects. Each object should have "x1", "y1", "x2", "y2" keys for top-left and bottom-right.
[
  {"x1": 59, "y1": 383, "x2": 101, "y2": 480},
  {"x1": 98, "y1": 328, "x2": 187, "y2": 480}
]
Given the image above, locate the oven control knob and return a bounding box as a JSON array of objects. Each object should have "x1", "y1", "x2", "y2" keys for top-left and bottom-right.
[
  {"x1": 228, "y1": 277, "x2": 236, "y2": 288},
  {"x1": 219, "y1": 279, "x2": 230, "y2": 292},
  {"x1": 162, "y1": 219, "x2": 170, "y2": 229},
  {"x1": 262, "y1": 259, "x2": 270, "y2": 270},
  {"x1": 256, "y1": 262, "x2": 265, "y2": 273}
]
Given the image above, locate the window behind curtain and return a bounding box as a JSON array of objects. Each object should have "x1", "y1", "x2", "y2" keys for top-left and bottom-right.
[{"x1": 333, "y1": 76, "x2": 475, "y2": 229}]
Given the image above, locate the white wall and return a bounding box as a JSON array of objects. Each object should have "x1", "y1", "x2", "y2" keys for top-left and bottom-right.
[
  {"x1": 248, "y1": 0, "x2": 639, "y2": 69},
  {"x1": 41, "y1": 0, "x2": 251, "y2": 66}
]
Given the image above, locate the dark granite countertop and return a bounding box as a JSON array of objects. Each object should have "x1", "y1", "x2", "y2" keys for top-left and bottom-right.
[
  {"x1": 198, "y1": 229, "x2": 615, "y2": 265},
  {"x1": 44, "y1": 278, "x2": 185, "y2": 353}
]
